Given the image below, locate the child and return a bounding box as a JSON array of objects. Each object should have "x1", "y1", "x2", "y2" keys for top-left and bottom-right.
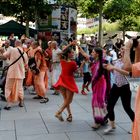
[{"x1": 80, "y1": 57, "x2": 91, "y2": 95}]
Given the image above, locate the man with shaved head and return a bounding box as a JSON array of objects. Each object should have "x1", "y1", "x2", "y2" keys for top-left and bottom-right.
[
  {"x1": 0, "y1": 39, "x2": 28, "y2": 110},
  {"x1": 51, "y1": 41, "x2": 62, "y2": 95}
]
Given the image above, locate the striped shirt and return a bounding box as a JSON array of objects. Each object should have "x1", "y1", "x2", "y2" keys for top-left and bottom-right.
[{"x1": 112, "y1": 59, "x2": 128, "y2": 87}]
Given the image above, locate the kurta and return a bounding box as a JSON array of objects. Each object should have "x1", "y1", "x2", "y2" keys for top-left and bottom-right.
[{"x1": 3, "y1": 47, "x2": 28, "y2": 102}]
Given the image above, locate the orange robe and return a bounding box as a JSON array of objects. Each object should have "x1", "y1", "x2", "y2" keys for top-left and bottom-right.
[
  {"x1": 3, "y1": 47, "x2": 28, "y2": 103},
  {"x1": 33, "y1": 47, "x2": 48, "y2": 97},
  {"x1": 132, "y1": 62, "x2": 140, "y2": 140}
]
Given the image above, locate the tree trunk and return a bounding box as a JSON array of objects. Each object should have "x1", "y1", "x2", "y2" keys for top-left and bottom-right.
[
  {"x1": 98, "y1": 1, "x2": 103, "y2": 47},
  {"x1": 25, "y1": 20, "x2": 29, "y2": 37},
  {"x1": 122, "y1": 29, "x2": 125, "y2": 42}
]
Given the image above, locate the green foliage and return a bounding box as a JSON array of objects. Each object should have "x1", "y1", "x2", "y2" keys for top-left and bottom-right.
[
  {"x1": 78, "y1": 0, "x2": 108, "y2": 18},
  {"x1": 0, "y1": 0, "x2": 52, "y2": 23},
  {"x1": 103, "y1": 0, "x2": 133, "y2": 22},
  {"x1": 77, "y1": 22, "x2": 119, "y2": 35},
  {"x1": 118, "y1": 16, "x2": 137, "y2": 31}
]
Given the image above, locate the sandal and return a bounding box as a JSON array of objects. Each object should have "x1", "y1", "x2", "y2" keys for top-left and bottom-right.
[
  {"x1": 66, "y1": 114, "x2": 72, "y2": 122},
  {"x1": 40, "y1": 97, "x2": 49, "y2": 103},
  {"x1": 55, "y1": 112, "x2": 64, "y2": 122},
  {"x1": 19, "y1": 101, "x2": 24, "y2": 107},
  {"x1": 33, "y1": 96, "x2": 43, "y2": 99},
  {"x1": 4, "y1": 106, "x2": 11, "y2": 110}
]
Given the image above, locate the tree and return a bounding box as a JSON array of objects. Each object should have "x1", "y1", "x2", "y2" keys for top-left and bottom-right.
[
  {"x1": 78, "y1": 0, "x2": 108, "y2": 46},
  {"x1": 103, "y1": 0, "x2": 137, "y2": 40},
  {"x1": 0, "y1": 0, "x2": 52, "y2": 37}
]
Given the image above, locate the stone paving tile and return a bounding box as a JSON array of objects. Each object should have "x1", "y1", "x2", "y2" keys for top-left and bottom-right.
[
  {"x1": 0, "y1": 131, "x2": 15, "y2": 140},
  {"x1": 0, "y1": 120, "x2": 14, "y2": 131},
  {"x1": 67, "y1": 131, "x2": 103, "y2": 140},
  {"x1": 44, "y1": 120, "x2": 92, "y2": 133},
  {"x1": 15, "y1": 119, "x2": 48, "y2": 136},
  {"x1": 17, "y1": 133, "x2": 69, "y2": 140},
  {"x1": 1, "y1": 111, "x2": 41, "y2": 121},
  {"x1": 0, "y1": 79, "x2": 137, "y2": 140}
]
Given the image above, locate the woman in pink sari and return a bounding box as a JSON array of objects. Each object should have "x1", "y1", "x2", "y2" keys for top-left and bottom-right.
[{"x1": 79, "y1": 46, "x2": 108, "y2": 129}]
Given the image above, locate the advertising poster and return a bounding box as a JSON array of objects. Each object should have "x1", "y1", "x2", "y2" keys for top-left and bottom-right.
[
  {"x1": 52, "y1": 31, "x2": 61, "y2": 45},
  {"x1": 68, "y1": 8, "x2": 77, "y2": 34},
  {"x1": 60, "y1": 6, "x2": 69, "y2": 30},
  {"x1": 52, "y1": 7, "x2": 61, "y2": 29}
]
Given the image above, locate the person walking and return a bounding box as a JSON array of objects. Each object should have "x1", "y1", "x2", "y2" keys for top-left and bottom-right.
[{"x1": 53, "y1": 46, "x2": 79, "y2": 122}]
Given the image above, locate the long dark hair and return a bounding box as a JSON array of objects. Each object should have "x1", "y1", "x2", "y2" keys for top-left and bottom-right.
[
  {"x1": 94, "y1": 47, "x2": 104, "y2": 78},
  {"x1": 61, "y1": 47, "x2": 73, "y2": 60}
]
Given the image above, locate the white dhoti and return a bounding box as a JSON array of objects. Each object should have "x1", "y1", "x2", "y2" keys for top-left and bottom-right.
[{"x1": 52, "y1": 63, "x2": 61, "y2": 85}]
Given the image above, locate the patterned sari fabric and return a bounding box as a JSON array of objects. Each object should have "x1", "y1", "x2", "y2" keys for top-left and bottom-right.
[
  {"x1": 132, "y1": 62, "x2": 140, "y2": 140},
  {"x1": 91, "y1": 61, "x2": 107, "y2": 124}
]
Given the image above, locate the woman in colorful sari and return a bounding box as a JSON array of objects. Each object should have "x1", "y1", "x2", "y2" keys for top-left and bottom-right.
[{"x1": 78, "y1": 46, "x2": 108, "y2": 129}]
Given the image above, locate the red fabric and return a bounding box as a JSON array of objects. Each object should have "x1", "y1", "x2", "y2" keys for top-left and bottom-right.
[{"x1": 53, "y1": 60, "x2": 79, "y2": 93}]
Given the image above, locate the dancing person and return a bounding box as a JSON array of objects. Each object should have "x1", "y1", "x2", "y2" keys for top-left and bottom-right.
[
  {"x1": 53, "y1": 46, "x2": 79, "y2": 122},
  {"x1": 0, "y1": 40, "x2": 28, "y2": 110},
  {"x1": 51, "y1": 41, "x2": 62, "y2": 95},
  {"x1": 78, "y1": 46, "x2": 108, "y2": 129},
  {"x1": 80, "y1": 34, "x2": 87, "y2": 52},
  {"x1": 105, "y1": 40, "x2": 140, "y2": 139},
  {"x1": 31, "y1": 41, "x2": 49, "y2": 103},
  {"x1": 44, "y1": 41, "x2": 53, "y2": 90},
  {"x1": 103, "y1": 47, "x2": 134, "y2": 134},
  {"x1": 80, "y1": 57, "x2": 91, "y2": 95}
]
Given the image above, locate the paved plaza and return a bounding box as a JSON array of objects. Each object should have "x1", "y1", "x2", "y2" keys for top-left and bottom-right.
[{"x1": 0, "y1": 78, "x2": 138, "y2": 140}]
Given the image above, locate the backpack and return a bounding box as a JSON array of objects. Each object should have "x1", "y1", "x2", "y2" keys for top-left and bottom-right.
[{"x1": 28, "y1": 50, "x2": 43, "y2": 75}]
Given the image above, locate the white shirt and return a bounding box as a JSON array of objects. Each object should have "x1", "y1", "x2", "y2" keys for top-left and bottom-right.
[
  {"x1": 110, "y1": 50, "x2": 117, "y2": 61},
  {"x1": 52, "y1": 47, "x2": 62, "y2": 63}
]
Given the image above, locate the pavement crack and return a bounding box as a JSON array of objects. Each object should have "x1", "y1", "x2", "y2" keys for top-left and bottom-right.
[
  {"x1": 14, "y1": 120, "x2": 17, "y2": 140},
  {"x1": 39, "y1": 112, "x2": 50, "y2": 134}
]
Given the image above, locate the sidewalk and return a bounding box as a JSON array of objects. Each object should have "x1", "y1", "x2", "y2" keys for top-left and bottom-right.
[{"x1": 0, "y1": 78, "x2": 138, "y2": 140}]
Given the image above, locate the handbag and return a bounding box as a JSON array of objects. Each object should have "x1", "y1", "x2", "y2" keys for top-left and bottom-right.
[{"x1": 0, "y1": 72, "x2": 6, "y2": 87}]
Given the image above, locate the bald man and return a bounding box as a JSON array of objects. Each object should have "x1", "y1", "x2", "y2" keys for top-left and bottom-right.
[{"x1": 0, "y1": 39, "x2": 28, "y2": 110}]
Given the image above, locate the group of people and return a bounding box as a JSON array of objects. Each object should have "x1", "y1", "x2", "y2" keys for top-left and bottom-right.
[{"x1": 0, "y1": 33, "x2": 139, "y2": 140}]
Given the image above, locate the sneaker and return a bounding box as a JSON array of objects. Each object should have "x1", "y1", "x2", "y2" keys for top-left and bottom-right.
[
  {"x1": 40, "y1": 97, "x2": 49, "y2": 103},
  {"x1": 128, "y1": 130, "x2": 132, "y2": 134},
  {"x1": 104, "y1": 126, "x2": 115, "y2": 134}
]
